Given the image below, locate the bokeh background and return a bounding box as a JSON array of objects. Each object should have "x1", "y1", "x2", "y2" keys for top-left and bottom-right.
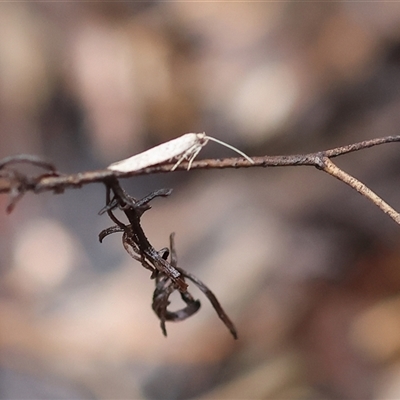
[{"x1": 2, "y1": 3, "x2": 400, "y2": 399}]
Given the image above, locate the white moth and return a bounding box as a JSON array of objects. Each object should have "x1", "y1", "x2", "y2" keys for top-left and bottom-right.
[{"x1": 107, "y1": 132, "x2": 254, "y2": 173}]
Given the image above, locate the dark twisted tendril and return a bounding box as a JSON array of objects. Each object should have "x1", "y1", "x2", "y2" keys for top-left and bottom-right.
[{"x1": 99, "y1": 178, "x2": 237, "y2": 338}]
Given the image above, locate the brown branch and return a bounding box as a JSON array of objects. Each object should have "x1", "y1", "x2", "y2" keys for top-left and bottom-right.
[
  {"x1": 1, "y1": 134, "x2": 400, "y2": 224},
  {"x1": 31, "y1": 135, "x2": 400, "y2": 189},
  {"x1": 318, "y1": 156, "x2": 400, "y2": 225}
]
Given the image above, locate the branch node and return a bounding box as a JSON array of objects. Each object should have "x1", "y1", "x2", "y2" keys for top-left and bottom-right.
[{"x1": 313, "y1": 153, "x2": 327, "y2": 170}]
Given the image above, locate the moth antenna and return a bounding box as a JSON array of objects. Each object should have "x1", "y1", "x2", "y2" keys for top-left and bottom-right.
[{"x1": 205, "y1": 136, "x2": 254, "y2": 164}]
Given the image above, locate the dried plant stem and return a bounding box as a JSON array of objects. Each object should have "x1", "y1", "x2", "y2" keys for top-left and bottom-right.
[
  {"x1": 1, "y1": 134, "x2": 400, "y2": 225},
  {"x1": 319, "y1": 157, "x2": 400, "y2": 225},
  {"x1": 1, "y1": 134, "x2": 400, "y2": 336}
]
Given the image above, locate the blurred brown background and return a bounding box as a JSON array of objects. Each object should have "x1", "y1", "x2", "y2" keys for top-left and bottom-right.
[{"x1": 1, "y1": 3, "x2": 400, "y2": 399}]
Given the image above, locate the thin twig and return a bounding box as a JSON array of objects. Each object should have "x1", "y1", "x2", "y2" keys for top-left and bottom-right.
[
  {"x1": 318, "y1": 156, "x2": 400, "y2": 225},
  {"x1": 2, "y1": 134, "x2": 396, "y2": 194},
  {"x1": 1, "y1": 135, "x2": 400, "y2": 225}
]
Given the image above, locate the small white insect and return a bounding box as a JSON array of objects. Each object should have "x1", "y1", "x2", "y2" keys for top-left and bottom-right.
[{"x1": 107, "y1": 132, "x2": 254, "y2": 173}]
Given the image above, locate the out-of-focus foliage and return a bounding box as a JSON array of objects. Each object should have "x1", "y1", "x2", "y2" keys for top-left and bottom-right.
[{"x1": 2, "y1": 3, "x2": 400, "y2": 399}]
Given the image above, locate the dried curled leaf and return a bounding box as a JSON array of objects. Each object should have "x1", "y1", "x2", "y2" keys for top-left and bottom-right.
[
  {"x1": 0, "y1": 154, "x2": 59, "y2": 213},
  {"x1": 99, "y1": 180, "x2": 237, "y2": 339}
]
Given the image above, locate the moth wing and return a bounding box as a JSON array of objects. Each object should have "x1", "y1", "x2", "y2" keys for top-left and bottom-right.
[{"x1": 107, "y1": 133, "x2": 200, "y2": 172}]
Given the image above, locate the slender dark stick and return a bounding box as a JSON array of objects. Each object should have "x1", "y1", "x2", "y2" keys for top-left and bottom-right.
[
  {"x1": 9, "y1": 134, "x2": 399, "y2": 194},
  {"x1": 1, "y1": 135, "x2": 400, "y2": 225}
]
